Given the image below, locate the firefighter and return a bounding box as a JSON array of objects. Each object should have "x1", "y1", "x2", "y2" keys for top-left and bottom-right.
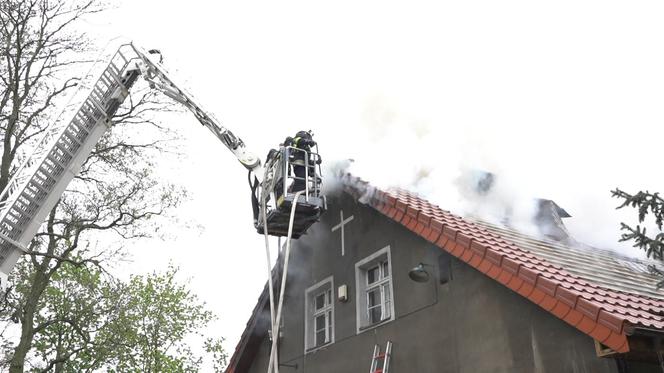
[{"x1": 284, "y1": 130, "x2": 319, "y2": 192}]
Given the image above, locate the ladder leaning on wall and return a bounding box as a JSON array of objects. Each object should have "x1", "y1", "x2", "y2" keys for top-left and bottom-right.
[{"x1": 369, "y1": 341, "x2": 393, "y2": 373}]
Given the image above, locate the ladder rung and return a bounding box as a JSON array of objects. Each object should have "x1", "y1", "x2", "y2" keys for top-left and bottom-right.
[
  {"x1": 21, "y1": 184, "x2": 37, "y2": 196},
  {"x1": 107, "y1": 67, "x2": 122, "y2": 85},
  {"x1": 18, "y1": 195, "x2": 39, "y2": 211},
  {"x1": 46, "y1": 153, "x2": 66, "y2": 167},
  {"x1": 59, "y1": 137, "x2": 81, "y2": 154},
  {"x1": 75, "y1": 112, "x2": 95, "y2": 129},
  {"x1": 83, "y1": 100, "x2": 102, "y2": 119},
  {"x1": 55, "y1": 142, "x2": 75, "y2": 158},
  {"x1": 61, "y1": 131, "x2": 83, "y2": 146},
  {"x1": 8, "y1": 212, "x2": 28, "y2": 226},
  {"x1": 15, "y1": 199, "x2": 37, "y2": 215},
  {"x1": 94, "y1": 82, "x2": 108, "y2": 95},
  {"x1": 89, "y1": 87, "x2": 102, "y2": 102},
  {"x1": 1, "y1": 218, "x2": 19, "y2": 230},
  {"x1": 72, "y1": 118, "x2": 91, "y2": 136},
  {"x1": 34, "y1": 169, "x2": 55, "y2": 184},
  {"x1": 0, "y1": 223, "x2": 18, "y2": 235},
  {"x1": 105, "y1": 67, "x2": 125, "y2": 87},
  {"x1": 64, "y1": 128, "x2": 85, "y2": 144},
  {"x1": 25, "y1": 184, "x2": 46, "y2": 200},
  {"x1": 6, "y1": 216, "x2": 22, "y2": 228},
  {"x1": 7, "y1": 208, "x2": 22, "y2": 219},
  {"x1": 51, "y1": 147, "x2": 73, "y2": 163},
  {"x1": 80, "y1": 102, "x2": 100, "y2": 122},
  {"x1": 103, "y1": 69, "x2": 118, "y2": 83},
  {"x1": 87, "y1": 96, "x2": 108, "y2": 118},
  {"x1": 40, "y1": 160, "x2": 63, "y2": 175}
]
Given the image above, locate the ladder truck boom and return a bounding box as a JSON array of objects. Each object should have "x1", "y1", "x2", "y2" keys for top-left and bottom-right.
[
  {"x1": 0, "y1": 43, "x2": 263, "y2": 280},
  {"x1": 134, "y1": 49, "x2": 262, "y2": 174}
]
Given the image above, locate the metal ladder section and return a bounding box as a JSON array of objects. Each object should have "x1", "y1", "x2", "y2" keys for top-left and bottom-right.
[
  {"x1": 370, "y1": 341, "x2": 393, "y2": 373},
  {"x1": 0, "y1": 44, "x2": 142, "y2": 278}
]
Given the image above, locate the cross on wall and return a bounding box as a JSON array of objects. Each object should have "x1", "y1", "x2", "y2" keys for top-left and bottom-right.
[{"x1": 331, "y1": 210, "x2": 354, "y2": 256}]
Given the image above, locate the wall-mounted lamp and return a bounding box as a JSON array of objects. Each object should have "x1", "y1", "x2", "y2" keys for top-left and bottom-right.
[
  {"x1": 338, "y1": 284, "x2": 348, "y2": 302},
  {"x1": 408, "y1": 263, "x2": 432, "y2": 283},
  {"x1": 408, "y1": 254, "x2": 452, "y2": 285}
]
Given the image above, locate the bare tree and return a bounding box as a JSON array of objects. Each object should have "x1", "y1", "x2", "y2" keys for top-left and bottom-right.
[
  {"x1": 0, "y1": 0, "x2": 104, "y2": 191},
  {"x1": 0, "y1": 1, "x2": 190, "y2": 371}
]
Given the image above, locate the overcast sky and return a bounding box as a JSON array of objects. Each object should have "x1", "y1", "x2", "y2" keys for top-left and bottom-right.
[{"x1": 81, "y1": 0, "x2": 664, "y2": 361}]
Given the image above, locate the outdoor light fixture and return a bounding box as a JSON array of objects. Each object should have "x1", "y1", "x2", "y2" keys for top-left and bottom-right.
[
  {"x1": 408, "y1": 263, "x2": 432, "y2": 283},
  {"x1": 338, "y1": 284, "x2": 348, "y2": 302}
]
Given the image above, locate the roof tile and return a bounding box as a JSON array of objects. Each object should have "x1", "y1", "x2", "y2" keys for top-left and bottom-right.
[
  {"x1": 485, "y1": 249, "x2": 503, "y2": 266},
  {"x1": 430, "y1": 218, "x2": 444, "y2": 232},
  {"x1": 456, "y1": 232, "x2": 471, "y2": 248},
  {"x1": 552, "y1": 301, "x2": 572, "y2": 319},
  {"x1": 395, "y1": 199, "x2": 407, "y2": 212},
  {"x1": 539, "y1": 294, "x2": 558, "y2": 311},
  {"x1": 406, "y1": 205, "x2": 419, "y2": 219},
  {"x1": 598, "y1": 309, "x2": 625, "y2": 333},
  {"x1": 470, "y1": 241, "x2": 487, "y2": 257},
  {"x1": 589, "y1": 322, "x2": 612, "y2": 343},
  {"x1": 518, "y1": 266, "x2": 539, "y2": 285},
  {"x1": 576, "y1": 297, "x2": 601, "y2": 319},
  {"x1": 517, "y1": 282, "x2": 535, "y2": 298},
  {"x1": 564, "y1": 308, "x2": 584, "y2": 327},
  {"x1": 578, "y1": 315, "x2": 596, "y2": 334},
  {"x1": 502, "y1": 257, "x2": 521, "y2": 275},
  {"x1": 442, "y1": 226, "x2": 457, "y2": 240},
  {"x1": 556, "y1": 286, "x2": 579, "y2": 308},
  {"x1": 537, "y1": 276, "x2": 558, "y2": 296},
  {"x1": 528, "y1": 287, "x2": 546, "y2": 304},
  {"x1": 418, "y1": 212, "x2": 432, "y2": 225}
]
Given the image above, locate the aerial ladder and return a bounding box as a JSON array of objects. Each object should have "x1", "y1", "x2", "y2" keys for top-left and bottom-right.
[{"x1": 0, "y1": 43, "x2": 327, "y2": 281}]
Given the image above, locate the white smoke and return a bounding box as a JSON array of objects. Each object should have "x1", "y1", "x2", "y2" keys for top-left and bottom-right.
[{"x1": 321, "y1": 94, "x2": 661, "y2": 259}]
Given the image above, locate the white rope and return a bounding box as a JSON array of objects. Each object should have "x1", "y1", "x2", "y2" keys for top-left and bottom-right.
[
  {"x1": 261, "y1": 172, "x2": 279, "y2": 373},
  {"x1": 267, "y1": 190, "x2": 304, "y2": 373}
]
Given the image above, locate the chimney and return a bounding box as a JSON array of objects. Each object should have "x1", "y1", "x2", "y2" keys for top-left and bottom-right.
[{"x1": 533, "y1": 199, "x2": 573, "y2": 243}]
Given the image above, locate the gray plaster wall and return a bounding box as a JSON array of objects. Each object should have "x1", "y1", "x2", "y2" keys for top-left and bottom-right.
[{"x1": 245, "y1": 192, "x2": 645, "y2": 373}]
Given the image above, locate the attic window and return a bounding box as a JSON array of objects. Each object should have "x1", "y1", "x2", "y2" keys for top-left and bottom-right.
[
  {"x1": 304, "y1": 276, "x2": 334, "y2": 352},
  {"x1": 355, "y1": 246, "x2": 395, "y2": 333}
]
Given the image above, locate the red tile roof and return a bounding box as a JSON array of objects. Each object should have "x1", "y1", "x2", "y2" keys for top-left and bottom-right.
[{"x1": 342, "y1": 174, "x2": 664, "y2": 353}]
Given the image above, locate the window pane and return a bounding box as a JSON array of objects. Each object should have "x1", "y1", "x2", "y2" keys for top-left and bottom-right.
[
  {"x1": 367, "y1": 288, "x2": 381, "y2": 307},
  {"x1": 369, "y1": 306, "x2": 382, "y2": 324},
  {"x1": 382, "y1": 261, "x2": 390, "y2": 277},
  {"x1": 382, "y1": 284, "x2": 391, "y2": 319},
  {"x1": 315, "y1": 315, "x2": 326, "y2": 331},
  {"x1": 316, "y1": 329, "x2": 326, "y2": 346},
  {"x1": 326, "y1": 312, "x2": 331, "y2": 342},
  {"x1": 315, "y1": 293, "x2": 326, "y2": 310},
  {"x1": 367, "y1": 266, "x2": 379, "y2": 284}
]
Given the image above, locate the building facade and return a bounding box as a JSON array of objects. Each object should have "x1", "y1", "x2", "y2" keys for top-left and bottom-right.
[{"x1": 227, "y1": 178, "x2": 664, "y2": 373}]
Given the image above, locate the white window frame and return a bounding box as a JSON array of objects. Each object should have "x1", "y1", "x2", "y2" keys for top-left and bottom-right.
[
  {"x1": 355, "y1": 246, "x2": 395, "y2": 334},
  {"x1": 304, "y1": 276, "x2": 334, "y2": 352}
]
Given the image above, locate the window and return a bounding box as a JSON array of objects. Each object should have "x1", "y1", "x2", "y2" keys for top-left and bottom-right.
[
  {"x1": 355, "y1": 246, "x2": 395, "y2": 333},
  {"x1": 305, "y1": 276, "x2": 334, "y2": 351},
  {"x1": 366, "y1": 261, "x2": 391, "y2": 324}
]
